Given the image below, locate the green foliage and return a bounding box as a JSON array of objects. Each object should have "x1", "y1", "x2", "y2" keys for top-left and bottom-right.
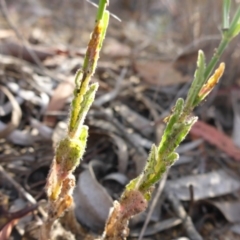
[
  {"x1": 204, "y1": 2, "x2": 240, "y2": 81},
  {"x1": 125, "y1": 0, "x2": 240, "y2": 203},
  {"x1": 69, "y1": 4, "x2": 109, "y2": 139},
  {"x1": 126, "y1": 97, "x2": 197, "y2": 194},
  {"x1": 42, "y1": 0, "x2": 240, "y2": 239},
  {"x1": 42, "y1": 1, "x2": 110, "y2": 238},
  {"x1": 185, "y1": 51, "x2": 206, "y2": 109}
]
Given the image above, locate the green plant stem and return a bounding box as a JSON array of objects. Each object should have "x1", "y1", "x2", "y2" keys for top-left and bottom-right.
[
  {"x1": 228, "y1": 6, "x2": 240, "y2": 36},
  {"x1": 204, "y1": 37, "x2": 228, "y2": 81},
  {"x1": 96, "y1": 0, "x2": 108, "y2": 21},
  {"x1": 102, "y1": 2, "x2": 240, "y2": 239},
  {"x1": 42, "y1": 1, "x2": 110, "y2": 239},
  {"x1": 69, "y1": 0, "x2": 109, "y2": 136},
  {"x1": 223, "y1": 0, "x2": 231, "y2": 29},
  {"x1": 205, "y1": 5, "x2": 240, "y2": 80}
]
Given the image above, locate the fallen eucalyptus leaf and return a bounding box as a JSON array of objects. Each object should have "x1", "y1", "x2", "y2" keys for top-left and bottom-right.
[
  {"x1": 232, "y1": 90, "x2": 240, "y2": 148},
  {"x1": 166, "y1": 170, "x2": 240, "y2": 201},
  {"x1": 205, "y1": 200, "x2": 240, "y2": 223},
  {"x1": 74, "y1": 161, "x2": 113, "y2": 231},
  {"x1": 231, "y1": 223, "x2": 240, "y2": 235},
  {"x1": 130, "y1": 217, "x2": 182, "y2": 237},
  {"x1": 102, "y1": 173, "x2": 129, "y2": 186},
  {"x1": 44, "y1": 77, "x2": 74, "y2": 127},
  {"x1": 30, "y1": 118, "x2": 53, "y2": 139},
  {"x1": 107, "y1": 133, "x2": 128, "y2": 173},
  {"x1": 114, "y1": 103, "x2": 153, "y2": 137}
]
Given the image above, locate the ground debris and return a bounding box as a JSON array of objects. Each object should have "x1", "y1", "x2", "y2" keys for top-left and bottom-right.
[{"x1": 0, "y1": 1, "x2": 240, "y2": 240}]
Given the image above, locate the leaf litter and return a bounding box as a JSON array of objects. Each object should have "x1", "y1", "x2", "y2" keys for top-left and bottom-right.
[{"x1": 0, "y1": 1, "x2": 240, "y2": 240}]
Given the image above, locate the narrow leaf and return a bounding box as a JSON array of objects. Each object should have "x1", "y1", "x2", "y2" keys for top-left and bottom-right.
[
  {"x1": 223, "y1": 0, "x2": 231, "y2": 30},
  {"x1": 185, "y1": 50, "x2": 205, "y2": 109}
]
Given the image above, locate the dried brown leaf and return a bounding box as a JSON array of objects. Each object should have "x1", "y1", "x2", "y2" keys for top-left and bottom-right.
[
  {"x1": 74, "y1": 161, "x2": 113, "y2": 231},
  {"x1": 134, "y1": 60, "x2": 190, "y2": 86},
  {"x1": 43, "y1": 77, "x2": 74, "y2": 127}
]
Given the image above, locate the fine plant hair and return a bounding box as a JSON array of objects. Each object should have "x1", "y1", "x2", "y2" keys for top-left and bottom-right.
[{"x1": 39, "y1": 0, "x2": 240, "y2": 239}]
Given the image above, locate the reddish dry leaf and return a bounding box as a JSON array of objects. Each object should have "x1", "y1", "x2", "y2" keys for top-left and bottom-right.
[
  {"x1": 43, "y1": 77, "x2": 74, "y2": 127},
  {"x1": 190, "y1": 120, "x2": 240, "y2": 161},
  {"x1": 75, "y1": 162, "x2": 113, "y2": 231},
  {"x1": 134, "y1": 60, "x2": 190, "y2": 86},
  {"x1": 0, "y1": 219, "x2": 19, "y2": 240},
  {"x1": 0, "y1": 204, "x2": 37, "y2": 240}
]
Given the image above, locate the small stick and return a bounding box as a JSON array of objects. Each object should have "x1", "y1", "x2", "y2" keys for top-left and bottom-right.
[
  {"x1": 0, "y1": 165, "x2": 47, "y2": 219},
  {"x1": 165, "y1": 187, "x2": 202, "y2": 240}
]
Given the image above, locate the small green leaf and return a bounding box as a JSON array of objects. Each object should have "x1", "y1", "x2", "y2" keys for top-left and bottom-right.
[
  {"x1": 185, "y1": 50, "x2": 205, "y2": 109},
  {"x1": 126, "y1": 177, "x2": 140, "y2": 192},
  {"x1": 173, "y1": 117, "x2": 197, "y2": 148},
  {"x1": 99, "y1": 11, "x2": 110, "y2": 49},
  {"x1": 126, "y1": 145, "x2": 158, "y2": 191},
  {"x1": 158, "y1": 98, "x2": 184, "y2": 155},
  {"x1": 74, "y1": 70, "x2": 83, "y2": 89},
  {"x1": 227, "y1": 6, "x2": 240, "y2": 39},
  {"x1": 73, "y1": 83, "x2": 99, "y2": 137},
  {"x1": 223, "y1": 0, "x2": 231, "y2": 30},
  {"x1": 231, "y1": 23, "x2": 240, "y2": 38},
  {"x1": 165, "y1": 152, "x2": 179, "y2": 166}
]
